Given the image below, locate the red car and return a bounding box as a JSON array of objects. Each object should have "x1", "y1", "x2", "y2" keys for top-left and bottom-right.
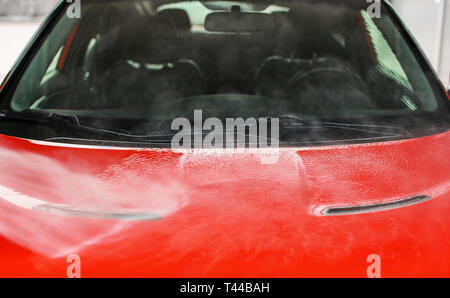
[{"x1": 0, "y1": 0, "x2": 449, "y2": 277}]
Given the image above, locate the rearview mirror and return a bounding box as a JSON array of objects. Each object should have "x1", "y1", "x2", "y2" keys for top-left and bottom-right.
[{"x1": 205, "y1": 12, "x2": 273, "y2": 33}]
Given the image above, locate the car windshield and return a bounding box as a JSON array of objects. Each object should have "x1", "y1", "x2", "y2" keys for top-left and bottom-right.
[{"x1": 0, "y1": 0, "x2": 449, "y2": 147}]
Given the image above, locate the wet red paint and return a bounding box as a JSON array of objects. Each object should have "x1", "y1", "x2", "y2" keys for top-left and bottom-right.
[{"x1": 0, "y1": 131, "x2": 449, "y2": 277}]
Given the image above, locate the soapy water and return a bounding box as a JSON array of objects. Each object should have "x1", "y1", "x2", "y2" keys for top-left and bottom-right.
[
  {"x1": 0, "y1": 133, "x2": 448, "y2": 260},
  {"x1": 0, "y1": 140, "x2": 304, "y2": 258},
  {"x1": 0, "y1": 145, "x2": 189, "y2": 258}
]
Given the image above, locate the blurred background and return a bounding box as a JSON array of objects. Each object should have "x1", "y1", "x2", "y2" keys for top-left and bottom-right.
[
  {"x1": 391, "y1": 0, "x2": 450, "y2": 86},
  {"x1": 0, "y1": 0, "x2": 449, "y2": 86},
  {"x1": 0, "y1": 0, "x2": 59, "y2": 81}
]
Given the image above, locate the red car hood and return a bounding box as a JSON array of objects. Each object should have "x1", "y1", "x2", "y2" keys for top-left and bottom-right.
[{"x1": 0, "y1": 132, "x2": 449, "y2": 277}]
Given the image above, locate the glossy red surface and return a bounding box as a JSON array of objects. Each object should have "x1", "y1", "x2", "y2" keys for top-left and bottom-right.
[{"x1": 0, "y1": 131, "x2": 448, "y2": 277}]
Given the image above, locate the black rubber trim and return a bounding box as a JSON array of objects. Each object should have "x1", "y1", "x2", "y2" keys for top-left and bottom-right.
[{"x1": 322, "y1": 195, "x2": 431, "y2": 216}]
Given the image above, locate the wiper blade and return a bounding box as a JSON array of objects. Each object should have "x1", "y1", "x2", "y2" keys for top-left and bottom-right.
[
  {"x1": 47, "y1": 112, "x2": 131, "y2": 136},
  {"x1": 274, "y1": 114, "x2": 409, "y2": 136},
  {"x1": 0, "y1": 110, "x2": 175, "y2": 140},
  {"x1": 46, "y1": 112, "x2": 183, "y2": 141}
]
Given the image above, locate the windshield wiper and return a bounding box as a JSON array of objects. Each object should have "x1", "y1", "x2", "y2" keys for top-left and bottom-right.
[
  {"x1": 47, "y1": 113, "x2": 133, "y2": 136},
  {"x1": 47, "y1": 112, "x2": 190, "y2": 142},
  {"x1": 0, "y1": 110, "x2": 175, "y2": 140},
  {"x1": 273, "y1": 114, "x2": 410, "y2": 136},
  {"x1": 0, "y1": 110, "x2": 410, "y2": 144}
]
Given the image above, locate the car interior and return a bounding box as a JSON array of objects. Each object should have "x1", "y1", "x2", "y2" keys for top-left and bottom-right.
[{"x1": 19, "y1": 0, "x2": 435, "y2": 124}]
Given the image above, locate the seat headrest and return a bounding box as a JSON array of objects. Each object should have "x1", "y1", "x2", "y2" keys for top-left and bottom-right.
[{"x1": 157, "y1": 9, "x2": 191, "y2": 31}]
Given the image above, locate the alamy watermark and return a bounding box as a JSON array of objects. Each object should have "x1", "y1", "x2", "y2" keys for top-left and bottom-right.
[
  {"x1": 66, "y1": 0, "x2": 81, "y2": 19},
  {"x1": 66, "y1": 253, "x2": 81, "y2": 278},
  {"x1": 366, "y1": 254, "x2": 381, "y2": 278},
  {"x1": 171, "y1": 110, "x2": 280, "y2": 164},
  {"x1": 367, "y1": 0, "x2": 381, "y2": 19}
]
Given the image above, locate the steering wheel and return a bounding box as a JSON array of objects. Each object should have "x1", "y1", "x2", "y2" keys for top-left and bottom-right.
[{"x1": 286, "y1": 66, "x2": 367, "y2": 91}]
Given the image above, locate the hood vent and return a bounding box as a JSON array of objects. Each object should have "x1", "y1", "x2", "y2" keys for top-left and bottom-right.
[
  {"x1": 322, "y1": 195, "x2": 431, "y2": 216},
  {"x1": 34, "y1": 204, "x2": 162, "y2": 221}
]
